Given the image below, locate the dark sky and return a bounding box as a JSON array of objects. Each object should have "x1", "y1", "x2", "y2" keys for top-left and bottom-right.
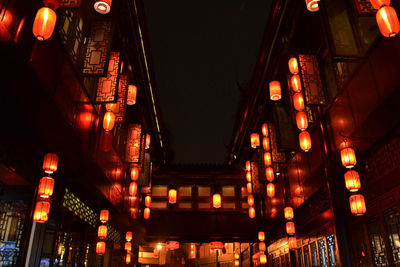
[{"x1": 143, "y1": 0, "x2": 271, "y2": 164}]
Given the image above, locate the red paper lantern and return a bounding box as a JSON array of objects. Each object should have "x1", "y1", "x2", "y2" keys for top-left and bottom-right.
[
  {"x1": 124, "y1": 242, "x2": 132, "y2": 251},
  {"x1": 269, "y1": 81, "x2": 282, "y2": 101},
  {"x1": 370, "y1": 0, "x2": 391, "y2": 9},
  {"x1": 126, "y1": 252, "x2": 132, "y2": 264},
  {"x1": 213, "y1": 193, "x2": 222, "y2": 208},
  {"x1": 266, "y1": 183, "x2": 275, "y2": 198},
  {"x1": 234, "y1": 252, "x2": 240, "y2": 259},
  {"x1": 286, "y1": 222, "x2": 295, "y2": 235},
  {"x1": 144, "y1": 207, "x2": 150, "y2": 219},
  {"x1": 246, "y1": 171, "x2": 252, "y2": 182},
  {"x1": 249, "y1": 207, "x2": 256, "y2": 219},
  {"x1": 305, "y1": 0, "x2": 319, "y2": 12},
  {"x1": 261, "y1": 123, "x2": 269, "y2": 137},
  {"x1": 340, "y1": 147, "x2": 357, "y2": 168},
  {"x1": 103, "y1": 111, "x2": 115, "y2": 131},
  {"x1": 288, "y1": 237, "x2": 297, "y2": 250},
  {"x1": 290, "y1": 75, "x2": 302, "y2": 92},
  {"x1": 245, "y1": 160, "x2": 251, "y2": 171},
  {"x1": 288, "y1": 57, "x2": 299, "y2": 74},
  {"x1": 299, "y1": 131, "x2": 312, "y2": 152},
  {"x1": 33, "y1": 201, "x2": 51, "y2": 223},
  {"x1": 251, "y1": 133, "x2": 260, "y2": 148},
  {"x1": 131, "y1": 167, "x2": 139, "y2": 181},
  {"x1": 98, "y1": 225, "x2": 107, "y2": 239},
  {"x1": 210, "y1": 241, "x2": 223, "y2": 250},
  {"x1": 376, "y1": 6, "x2": 400, "y2": 37},
  {"x1": 259, "y1": 242, "x2": 266, "y2": 252},
  {"x1": 266, "y1": 167, "x2": 274, "y2": 182},
  {"x1": 284, "y1": 206, "x2": 294, "y2": 220},
  {"x1": 145, "y1": 196, "x2": 151, "y2": 207},
  {"x1": 145, "y1": 134, "x2": 151, "y2": 149},
  {"x1": 247, "y1": 195, "x2": 254, "y2": 206},
  {"x1": 169, "y1": 189, "x2": 177, "y2": 204},
  {"x1": 96, "y1": 241, "x2": 106, "y2": 255},
  {"x1": 94, "y1": 0, "x2": 112, "y2": 14},
  {"x1": 166, "y1": 241, "x2": 179, "y2": 250},
  {"x1": 43, "y1": 153, "x2": 58, "y2": 174},
  {"x1": 247, "y1": 183, "x2": 253, "y2": 194},
  {"x1": 234, "y1": 260, "x2": 240, "y2": 266},
  {"x1": 127, "y1": 85, "x2": 137, "y2": 105},
  {"x1": 293, "y1": 92, "x2": 305, "y2": 111},
  {"x1": 126, "y1": 231, "x2": 133, "y2": 241},
  {"x1": 38, "y1": 177, "x2": 54, "y2": 198},
  {"x1": 344, "y1": 170, "x2": 361, "y2": 192},
  {"x1": 129, "y1": 182, "x2": 137, "y2": 196},
  {"x1": 260, "y1": 254, "x2": 267, "y2": 264},
  {"x1": 258, "y1": 231, "x2": 265, "y2": 241},
  {"x1": 100, "y1": 209, "x2": 109, "y2": 223},
  {"x1": 262, "y1": 137, "x2": 270, "y2": 151},
  {"x1": 264, "y1": 152, "x2": 272, "y2": 166},
  {"x1": 349, "y1": 194, "x2": 366, "y2": 216},
  {"x1": 32, "y1": 7, "x2": 57, "y2": 41},
  {"x1": 296, "y1": 111, "x2": 308, "y2": 131}
]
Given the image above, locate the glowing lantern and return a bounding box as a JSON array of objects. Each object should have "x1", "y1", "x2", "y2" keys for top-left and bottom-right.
[
  {"x1": 144, "y1": 207, "x2": 151, "y2": 219},
  {"x1": 33, "y1": 201, "x2": 51, "y2": 223},
  {"x1": 376, "y1": 6, "x2": 400, "y2": 37},
  {"x1": 305, "y1": 0, "x2": 319, "y2": 12},
  {"x1": 129, "y1": 182, "x2": 137, "y2": 196},
  {"x1": 288, "y1": 57, "x2": 299, "y2": 74},
  {"x1": 249, "y1": 207, "x2": 256, "y2": 219},
  {"x1": 235, "y1": 253, "x2": 240, "y2": 259},
  {"x1": 247, "y1": 183, "x2": 253, "y2": 194},
  {"x1": 126, "y1": 231, "x2": 132, "y2": 241},
  {"x1": 284, "y1": 207, "x2": 294, "y2": 220},
  {"x1": 246, "y1": 171, "x2": 252, "y2": 182},
  {"x1": 340, "y1": 147, "x2": 357, "y2": 168},
  {"x1": 370, "y1": 0, "x2": 391, "y2": 9},
  {"x1": 260, "y1": 254, "x2": 267, "y2": 264},
  {"x1": 32, "y1": 7, "x2": 57, "y2": 41},
  {"x1": 100, "y1": 209, "x2": 109, "y2": 223},
  {"x1": 262, "y1": 137, "x2": 270, "y2": 151},
  {"x1": 43, "y1": 153, "x2": 58, "y2": 174},
  {"x1": 98, "y1": 225, "x2": 108, "y2": 239},
  {"x1": 293, "y1": 92, "x2": 305, "y2": 111},
  {"x1": 286, "y1": 222, "x2": 296, "y2": 235},
  {"x1": 169, "y1": 189, "x2": 177, "y2": 204},
  {"x1": 266, "y1": 167, "x2": 274, "y2": 182},
  {"x1": 94, "y1": 0, "x2": 112, "y2": 14},
  {"x1": 251, "y1": 133, "x2": 260, "y2": 148},
  {"x1": 38, "y1": 177, "x2": 54, "y2": 198},
  {"x1": 166, "y1": 241, "x2": 179, "y2": 250},
  {"x1": 234, "y1": 260, "x2": 240, "y2": 266},
  {"x1": 259, "y1": 242, "x2": 266, "y2": 252},
  {"x1": 124, "y1": 242, "x2": 132, "y2": 251},
  {"x1": 264, "y1": 152, "x2": 272, "y2": 166},
  {"x1": 266, "y1": 183, "x2": 275, "y2": 198},
  {"x1": 299, "y1": 131, "x2": 312, "y2": 152},
  {"x1": 213, "y1": 193, "x2": 222, "y2": 208},
  {"x1": 126, "y1": 252, "x2": 132, "y2": 264},
  {"x1": 245, "y1": 160, "x2": 251, "y2": 171},
  {"x1": 210, "y1": 241, "x2": 223, "y2": 250},
  {"x1": 127, "y1": 85, "x2": 137, "y2": 105},
  {"x1": 344, "y1": 170, "x2": 361, "y2": 192},
  {"x1": 296, "y1": 111, "x2": 308, "y2": 131},
  {"x1": 349, "y1": 194, "x2": 366, "y2": 216},
  {"x1": 261, "y1": 123, "x2": 269, "y2": 136},
  {"x1": 258, "y1": 231, "x2": 265, "y2": 241},
  {"x1": 145, "y1": 196, "x2": 151, "y2": 207},
  {"x1": 145, "y1": 134, "x2": 151, "y2": 149},
  {"x1": 288, "y1": 237, "x2": 297, "y2": 250},
  {"x1": 247, "y1": 195, "x2": 254, "y2": 206},
  {"x1": 269, "y1": 81, "x2": 282, "y2": 101},
  {"x1": 96, "y1": 241, "x2": 106, "y2": 255},
  {"x1": 103, "y1": 111, "x2": 115, "y2": 131},
  {"x1": 290, "y1": 75, "x2": 302, "y2": 92},
  {"x1": 131, "y1": 167, "x2": 139, "y2": 181}
]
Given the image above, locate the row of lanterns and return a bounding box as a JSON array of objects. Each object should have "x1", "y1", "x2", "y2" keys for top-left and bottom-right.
[
  {"x1": 258, "y1": 231, "x2": 267, "y2": 264},
  {"x1": 244, "y1": 160, "x2": 255, "y2": 218},
  {"x1": 96, "y1": 209, "x2": 109, "y2": 255},
  {"x1": 124, "y1": 231, "x2": 133, "y2": 264},
  {"x1": 284, "y1": 206, "x2": 297, "y2": 250},
  {"x1": 369, "y1": 0, "x2": 399, "y2": 37}
]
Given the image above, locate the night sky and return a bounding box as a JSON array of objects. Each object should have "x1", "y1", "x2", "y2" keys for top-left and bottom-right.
[{"x1": 143, "y1": 0, "x2": 271, "y2": 164}]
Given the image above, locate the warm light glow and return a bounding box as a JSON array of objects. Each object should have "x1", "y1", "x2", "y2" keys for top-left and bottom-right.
[
  {"x1": 166, "y1": 241, "x2": 179, "y2": 250},
  {"x1": 235, "y1": 253, "x2": 240, "y2": 260},
  {"x1": 94, "y1": 0, "x2": 112, "y2": 14},
  {"x1": 169, "y1": 189, "x2": 177, "y2": 204},
  {"x1": 349, "y1": 194, "x2": 366, "y2": 216},
  {"x1": 260, "y1": 254, "x2": 267, "y2": 264},
  {"x1": 249, "y1": 207, "x2": 256, "y2": 219},
  {"x1": 299, "y1": 131, "x2": 312, "y2": 152},
  {"x1": 290, "y1": 75, "x2": 302, "y2": 92},
  {"x1": 288, "y1": 57, "x2": 299, "y2": 74},
  {"x1": 234, "y1": 260, "x2": 240, "y2": 266},
  {"x1": 144, "y1": 207, "x2": 151, "y2": 219},
  {"x1": 32, "y1": 7, "x2": 57, "y2": 41},
  {"x1": 98, "y1": 225, "x2": 108, "y2": 239},
  {"x1": 247, "y1": 195, "x2": 255, "y2": 206},
  {"x1": 247, "y1": 183, "x2": 253, "y2": 194},
  {"x1": 370, "y1": 0, "x2": 391, "y2": 9},
  {"x1": 131, "y1": 167, "x2": 139, "y2": 181},
  {"x1": 264, "y1": 152, "x2": 272, "y2": 166},
  {"x1": 157, "y1": 243, "x2": 163, "y2": 250},
  {"x1": 286, "y1": 222, "x2": 296, "y2": 235},
  {"x1": 103, "y1": 111, "x2": 116, "y2": 131},
  {"x1": 246, "y1": 171, "x2": 252, "y2": 182},
  {"x1": 340, "y1": 147, "x2": 357, "y2": 168},
  {"x1": 269, "y1": 81, "x2": 282, "y2": 101},
  {"x1": 213, "y1": 193, "x2": 222, "y2": 208},
  {"x1": 259, "y1": 242, "x2": 266, "y2": 252},
  {"x1": 376, "y1": 6, "x2": 400, "y2": 37},
  {"x1": 262, "y1": 137, "x2": 270, "y2": 151},
  {"x1": 266, "y1": 167, "x2": 274, "y2": 182},
  {"x1": 127, "y1": 85, "x2": 137, "y2": 105},
  {"x1": 245, "y1": 160, "x2": 251, "y2": 171},
  {"x1": 266, "y1": 183, "x2": 275, "y2": 198},
  {"x1": 288, "y1": 237, "x2": 297, "y2": 250},
  {"x1": 126, "y1": 231, "x2": 133, "y2": 242},
  {"x1": 96, "y1": 241, "x2": 106, "y2": 255},
  {"x1": 284, "y1": 206, "x2": 294, "y2": 220},
  {"x1": 43, "y1": 153, "x2": 58, "y2": 174},
  {"x1": 210, "y1": 241, "x2": 224, "y2": 250},
  {"x1": 261, "y1": 123, "x2": 269, "y2": 137},
  {"x1": 145, "y1": 134, "x2": 151, "y2": 149},
  {"x1": 305, "y1": 0, "x2": 320, "y2": 12},
  {"x1": 293, "y1": 92, "x2": 305, "y2": 111},
  {"x1": 344, "y1": 170, "x2": 361, "y2": 192},
  {"x1": 129, "y1": 182, "x2": 137, "y2": 196},
  {"x1": 258, "y1": 231, "x2": 265, "y2": 241},
  {"x1": 145, "y1": 196, "x2": 151, "y2": 207},
  {"x1": 38, "y1": 177, "x2": 54, "y2": 198},
  {"x1": 296, "y1": 111, "x2": 308, "y2": 131},
  {"x1": 100, "y1": 209, "x2": 109, "y2": 223},
  {"x1": 251, "y1": 133, "x2": 260, "y2": 148},
  {"x1": 33, "y1": 201, "x2": 51, "y2": 223},
  {"x1": 126, "y1": 252, "x2": 132, "y2": 264},
  {"x1": 124, "y1": 242, "x2": 132, "y2": 251}
]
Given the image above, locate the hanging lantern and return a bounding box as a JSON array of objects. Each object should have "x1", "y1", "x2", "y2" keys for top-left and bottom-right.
[
  {"x1": 126, "y1": 231, "x2": 133, "y2": 241},
  {"x1": 38, "y1": 176, "x2": 55, "y2": 198},
  {"x1": 299, "y1": 131, "x2": 312, "y2": 152},
  {"x1": 293, "y1": 92, "x2": 305, "y2": 111},
  {"x1": 126, "y1": 252, "x2": 132, "y2": 264},
  {"x1": 145, "y1": 134, "x2": 151, "y2": 149},
  {"x1": 129, "y1": 182, "x2": 137, "y2": 196},
  {"x1": 259, "y1": 242, "x2": 266, "y2": 252},
  {"x1": 245, "y1": 160, "x2": 251, "y2": 171},
  {"x1": 349, "y1": 194, "x2": 366, "y2": 216},
  {"x1": 249, "y1": 207, "x2": 256, "y2": 219},
  {"x1": 124, "y1": 242, "x2": 132, "y2": 251},
  {"x1": 103, "y1": 111, "x2": 115, "y2": 131},
  {"x1": 166, "y1": 241, "x2": 180, "y2": 250},
  {"x1": 169, "y1": 189, "x2": 177, "y2": 204},
  {"x1": 100, "y1": 209, "x2": 109, "y2": 223},
  {"x1": 213, "y1": 193, "x2": 222, "y2": 208},
  {"x1": 144, "y1": 207, "x2": 151, "y2": 219},
  {"x1": 127, "y1": 85, "x2": 137, "y2": 105},
  {"x1": 98, "y1": 225, "x2": 108, "y2": 240},
  {"x1": 127, "y1": 196, "x2": 137, "y2": 207},
  {"x1": 130, "y1": 166, "x2": 139, "y2": 181},
  {"x1": 251, "y1": 133, "x2": 260, "y2": 148},
  {"x1": 305, "y1": 0, "x2": 319, "y2": 12},
  {"x1": 296, "y1": 111, "x2": 308, "y2": 131},
  {"x1": 260, "y1": 254, "x2": 267, "y2": 264},
  {"x1": 340, "y1": 147, "x2": 357, "y2": 168},
  {"x1": 266, "y1": 183, "x2": 275, "y2": 198},
  {"x1": 370, "y1": 0, "x2": 391, "y2": 9},
  {"x1": 235, "y1": 252, "x2": 240, "y2": 259},
  {"x1": 344, "y1": 170, "x2": 361, "y2": 192},
  {"x1": 145, "y1": 196, "x2": 151, "y2": 207},
  {"x1": 288, "y1": 57, "x2": 299, "y2": 74},
  {"x1": 94, "y1": 0, "x2": 112, "y2": 14},
  {"x1": 247, "y1": 195, "x2": 254, "y2": 206},
  {"x1": 290, "y1": 75, "x2": 302, "y2": 92},
  {"x1": 269, "y1": 81, "x2": 282, "y2": 101},
  {"x1": 210, "y1": 241, "x2": 224, "y2": 250},
  {"x1": 234, "y1": 260, "x2": 240, "y2": 266},
  {"x1": 262, "y1": 137, "x2": 270, "y2": 151},
  {"x1": 258, "y1": 231, "x2": 265, "y2": 241},
  {"x1": 266, "y1": 167, "x2": 274, "y2": 182},
  {"x1": 33, "y1": 201, "x2": 51, "y2": 223},
  {"x1": 286, "y1": 222, "x2": 296, "y2": 235},
  {"x1": 32, "y1": 7, "x2": 57, "y2": 41},
  {"x1": 100, "y1": 131, "x2": 113, "y2": 152},
  {"x1": 261, "y1": 123, "x2": 269, "y2": 137},
  {"x1": 247, "y1": 183, "x2": 253, "y2": 194},
  {"x1": 376, "y1": 6, "x2": 400, "y2": 37},
  {"x1": 288, "y1": 237, "x2": 297, "y2": 250},
  {"x1": 284, "y1": 206, "x2": 294, "y2": 220},
  {"x1": 96, "y1": 241, "x2": 106, "y2": 255},
  {"x1": 43, "y1": 153, "x2": 58, "y2": 174},
  {"x1": 264, "y1": 152, "x2": 272, "y2": 166},
  {"x1": 246, "y1": 171, "x2": 252, "y2": 182}
]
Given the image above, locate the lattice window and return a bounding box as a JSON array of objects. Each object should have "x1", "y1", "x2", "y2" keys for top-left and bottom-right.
[
  {"x1": 384, "y1": 207, "x2": 400, "y2": 264},
  {"x1": 354, "y1": 0, "x2": 375, "y2": 14},
  {"x1": 95, "y1": 52, "x2": 121, "y2": 103},
  {"x1": 269, "y1": 124, "x2": 285, "y2": 163},
  {"x1": 318, "y1": 239, "x2": 328, "y2": 267},
  {"x1": 126, "y1": 124, "x2": 143, "y2": 164},
  {"x1": 299, "y1": 55, "x2": 326, "y2": 105},
  {"x1": 310, "y1": 241, "x2": 318, "y2": 266},
  {"x1": 326, "y1": 235, "x2": 338, "y2": 266},
  {"x1": 367, "y1": 216, "x2": 389, "y2": 266},
  {"x1": 63, "y1": 188, "x2": 97, "y2": 227},
  {"x1": 106, "y1": 223, "x2": 122, "y2": 244},
  {"x1": 107, "y1": 74, "x2": 128, "y2": 123}
]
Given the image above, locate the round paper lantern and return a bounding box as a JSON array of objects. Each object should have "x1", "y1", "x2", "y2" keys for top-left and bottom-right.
[
  {"x1": 38, "y1": 176, "x2": 54, "y2": 198},
  {"x1": 269, "y1": 81, "x2": 282, "y2": 101},
  {"x1": 246, "y1": 171, "x2": 252, "y2": 182},
  {"x1": 266, "y1": 183, "x2": 275, "y2": 198},
  {"x1": 264, "y1": 152, "x2": 272, "y2": 166},
  {"x1": 293, "y1": 92, "x2": 305, "y2": 111},
  {"x1": 288, "y1": 57, "x2": 299, "y2": 74},
  {"x1": 210, "y1": 241, "x2": 223, "y2": 250},
  {"x1": 349, "y1": 194, "x2": 366, "y2": 216},
  {"x1": 245, "y1": 160, "x2": 251, "y2": 171},
  {"x1": 288, "y1": 237, "x2": 297, "y2": 250},
  {"x1": 286, "y1": 222, "x2": 296, "y2": 235},
  {"x1": 370, "y1": 0, "x2": 391, "y2": 9},
  {"x1": 340, "y1": 147, "x2": 357, "y2": 168},
  {"x1": 247, "y1": 183, "x2": 253, "y2": 194},
  {"x1": 126, "y1": 231, "x2": 133, "y2": 241},
  {"x1": 266, "y1": 167, "x2": 274, "y2": 182},
  {"x1": 235, "y1": 252, "x2": 240, "y2": 259},
  {"x1": 145, "y1": 196, "x2": 151, "y2": 207},
  {"x1": 76, "y1": 109, "x2": 95, "y2": 132},
  {"x1": 94, "y1": 0, "x2": 112, "y2": 14},
  {"x1": 103, "y1": 111, "x2": 115, "y2": 131},
  {"x1": 344, "y1": 170, "x2": 361, "y2": 192},
  {"x1": 96, "y1": 241, "x2": 106, "y2": 255},
  {"x1": 100, "y1": 209, "x2": 109, "y2": 223},
  {"x1": 251, "y1": 133, "x2": 260, "y2": 148},
  {"x1": 98, "y1": 225, "x2": 108, "y2": 239},
  {"x1": 296, "y1": 111, "x2": 308, "y2": 131},
  {"x1": 247, "y1": 195, "x2": 254, "y2": 206},
  {"x1": 284, "y1": 206, "x2": 294, "y2": 220},
  {"x1": 299, "y1": 131, "x2": 312, "y2": 152},
  {"x1": 169, "y1": 189, "x2": 177, "y2": 204},
  {"x1": 33, "y1": 201, "x2": 51, "y2": 223},
  {"x1": 234, "y1": 260, "x2": 240, "y2": 266},
  {"x1": 262, "y1": 137, "x2": 270, "y2": 151},
  {"x1": 43, "y1": 153, "x2": 58, "y2": 174},
  {"x1": 144, "y1": 207, "x2": 151, "y2": 219},
  {"x1": 131, "y1": 166, "x2": 139, "y2": 181},
  {"x1": 32, "y1": 7, "x2": 57, "y2": 41},
  {"x1": 127, "y1": 85, "x2": 137, "y2": 105},
  {"x1": 262, "y1": 123, "x2": 269, "y2": 137},
  {"x1": 129, "y1": 182, "x2": 137, "y2": 196},
  {"x1": 145, "y1": 134, "x2": 151, "y2": 149},
  {"x1": 305, "y1": 0, "x2": 319, "y2": 12},
  {"x1": 259, "y1": 242, "x2": 266, "y2": 252},
  {"x1": 166, "y1": 241, "x2": 179, "y2": 250},
  {"x1": 376, "y1": 6, "x2": 400, "y2": 37},
  {"x1": 124, "y1": 242, "x2": 132, "y2": 251},
  {"x1": 260, "y1": 254, "x2": 267, "y2": 264},
  {"x1": 213, "y1": 193, "x2": 222, "y2": 208},
  {"x1": 290, "y1": 75, "x2": 302, "y2": 92},
  {"x1": 126, "y1": 252, "x2": 132, "y2": 264},
  {"x1": 248, "y1": 207, "x2": 255, "y2": 219},
  {"x1": 258, "y1": 231, "x2": 265, "y2": 241}
]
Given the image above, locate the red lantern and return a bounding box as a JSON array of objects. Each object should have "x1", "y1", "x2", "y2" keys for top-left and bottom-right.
[
  {"x1": 129, "y1": 182, "x2": 137, "y2": 196},
  {"x1": 251, "y1": 133, "x2": 260, "y2": 148},
  {"x1": 249, "y1": 207, "x2": 255, "y2": 219},
  {"x1": 131, "y1": 166, "x2": 139, "y2": 181},
  {"x1": 262, "y1": 137, "x2": 270, "y2": 151},
  {"x1": 269, "y1": 81, "x2": 282, "y2": 101},
  {"x1": 166, "y1": 241, "x2": 179, "y2": 250},
  {"x1": 124, "y1": 242, "x2": 132, "y2": 251},
  {"x1": 266, "y1": 183, "x2": 275, "y2": 198},
  {"x1": 103, "y1": 111, "x2": 115, "y2": 131},
  {"x1": 245, "y1": 160, "x2": 251, "y2": 171},
  {"x1": 290, "y1": 75, "x2": 302, "y2": 92},
  {"x1": 340, "y1": 147, "x2": 357, "y2": 168},
  {"x1": 260, "y1": 254, "x2": 267, "y2": 264},
  {"x1": 234, "y1": 252, "x2": 240, "y2": 259},
  {"x1": 127, "y1": 85, "x2": 137, "y2": 105},
  {"x1": 246, "y1": 171, "x2": 252, "y2": 182},
  {"x1": 247, "y1": 183, "x2": 253, "y2": 194},
  {"x1": 288, "y1": 57, "x2": 299, "y2": 74},
  {"x1": 247, "y1": 195, "x2": 254, "y2": 206},
  {"x1": 376, "y1": 6, "x2": 400, "y2": 37},
  {"x1": 293, "y1": 92, "x2": 305, "y2": 111},
  {"x1": 349, "y1": 194, "x2": 366, "y2": 216},
  {"x1": 261, "y1": 123, "x2": 269, "y2": 137},
  {"x1": 100, "y1": 209, "x2": 109, "y2": 223},
  {"x1": 234, "y1": 260, "x2": 240, "y2": 266},
  {"x1": 288, "y1": 237, "x2": 297, "y2": 250},
  {"x1": 266, "y1": 167, "x2": 274, "y2": 182},
  {"x1": 32, "y1": 7, "x2": 57, "y2": 41},
  {"x1": 305, "y1": 0, "x2": 319, "y2": 12},
  {"x1": 96, "y1": 241, "x2": 106, "y2": 255},
  {"x1": 344, "y1": 170, "x2": 361, "y2": 192},
  {"x1": 43, "y1": 153, "x2": 58, "y2": 174},
  {"x1": 258, "y1": 231, "x2": 265, "y2": 241},
  {"x1": 126, "y1": 231, "x2": 133, "y2": 241},
  {"x1": 213, "y1": 193, "x2": 222, "y2": 208},
  {"x1": 98, "y1": 225, "x2": 108, "y2": 239},
  {"x1": 94, "y1": 0, "x2": 112, "y2": 14},
  {"x1": 100, "y1": 131, "x2": 113, "y2": 152},
  {"x1": 169, "y1": 189, "x2": 177, "y2": 204},
  {"x1": 126, "y1": 252, "x2": 132, "y2": 264},
  {"x1": 210, "y1": 241, "x2": 224, "y2": 250},
  {"x1": 259, "y1": 242, "x2": 266, "y2": 252},
  {"x1": 286, "y1": 222, "x2": 295, "y2": 235},
  {"x1": 264, "y1": 152, "x2": 272, "y2": 166},
  {"x1": 299, "y1": 131, "x2": 312, "y2": 152},
  {"x1": 38, "y1": 177, "x2": 54, "y2": 198},
  {"x1": 144, "y1": 207, "x2": 150, "y2": 219},
  {"x1": 130, "y1": 208, "x2": 138, "y2": 219},
  {"x1": 33, "y1": 201, "x2": 51, "y2": 223},
  {"x1": 145, "y1": 134, "x2": 151, "y2": 149},
  {"x1": 370, "y1": 0, "x2": 391, "y2": 9},
  {"x1": 296, "y1": 111, "x2": 308, "y2": 131},
  {"x1": 145, "y1": 196, "x2": 151, "y2": 207},
  {"x1": 127, "y1": 196, "x2": 137, "y2": 207},
  {"x1": 284, "y1": 206, "x2": 294, "y2": 220}
]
